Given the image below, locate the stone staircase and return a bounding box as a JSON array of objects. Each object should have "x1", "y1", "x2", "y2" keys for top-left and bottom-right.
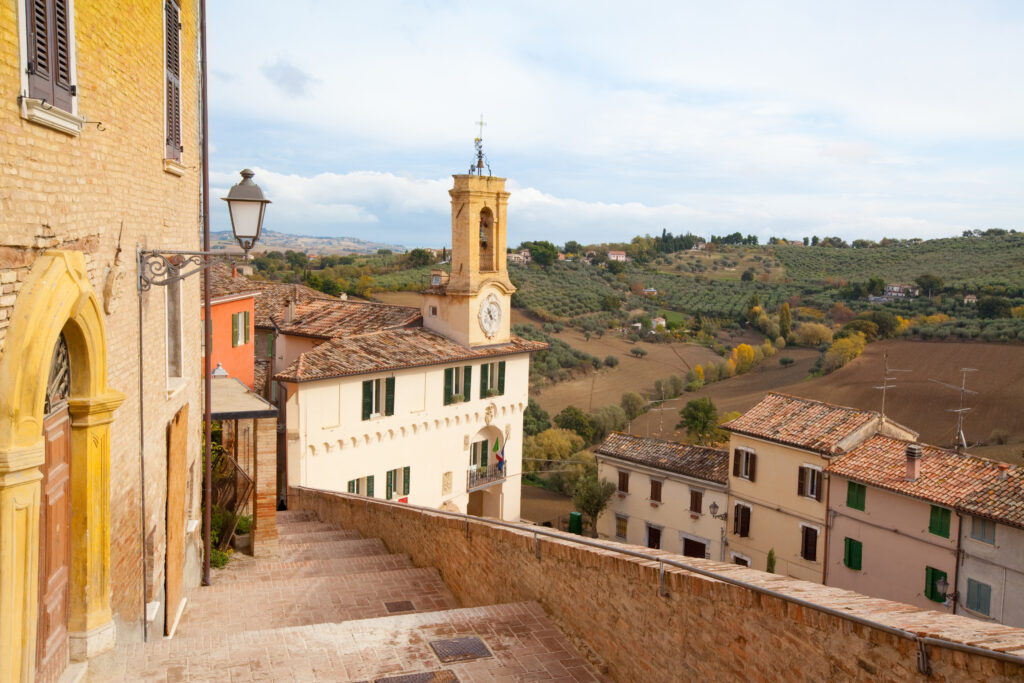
[{"x1": 88, "y1": 509, "x2": 607, "y2": 681}]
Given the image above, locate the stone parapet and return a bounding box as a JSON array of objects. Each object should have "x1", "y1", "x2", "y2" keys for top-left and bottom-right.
[{"x1": 290, "y1": 486, "x2": 1024, "y2": 682}]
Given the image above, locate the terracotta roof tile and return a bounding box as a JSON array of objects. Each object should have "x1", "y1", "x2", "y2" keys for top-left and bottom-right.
[
  {"x1": 278, "y1": 298, "x2": 421, "y2": 339},
  {"x1": 826, "y1": 435, "x2": 1003, "y2": 507},
  {"x1": 206, "y1": 261, "x2": 334, "y2": 328},
  {"x1": 595, "y1": 433, "x2": 729, "y2": 485},
  {"x1": 722, "y1": 392, "x2": 876, "y2": 455},
  {"x1": 955, "y1": 467, "x2": 1024, "y2": 530},
  {"x1": 275, "y1": 328, "x2": 547, "y2": 382}
]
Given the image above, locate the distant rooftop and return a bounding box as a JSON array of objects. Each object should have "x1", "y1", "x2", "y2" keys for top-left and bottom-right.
[
  {"x1": 278, "y1": 298, "x2": 421, "y2": 339},
  {"x1": 595, "y1": 433, "x2": 728, "y2": 485},
  {"x1": 956, "y1": 465, "x2": 1024, "y2": 529}
]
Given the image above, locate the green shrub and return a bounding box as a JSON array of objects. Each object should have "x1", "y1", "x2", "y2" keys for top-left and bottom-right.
[
  {"x1": 235, "y1": 514, "x2": 253, "y2": 535},
  {"x1": 604, "y1": 355, "x2": 619, "y2": 367},
  {"x1": 779, "y1": 357, "x2": 795, "y2": 367},
  {"x1": 210, "y1": 548, "x2": 232, "y2": 569}
]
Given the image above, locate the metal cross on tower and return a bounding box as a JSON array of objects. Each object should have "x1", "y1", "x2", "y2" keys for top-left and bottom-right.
[{"x1": 469, "y1": 114, "x2": 491, "y2": 176}]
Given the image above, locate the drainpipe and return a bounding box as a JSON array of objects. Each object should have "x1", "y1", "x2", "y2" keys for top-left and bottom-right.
[
  {"x1": 137, "y1": 290, "x2": 148, "y2": 642},
  {"x1": 821, "y1": 471, "x2": 831, "y2": 585},
  {"x1": 952, "y1": 511, "x2": 964, "y2": 615},
  {"x1": 200, "y1": 0, "x2": 213, "y2": 587}
]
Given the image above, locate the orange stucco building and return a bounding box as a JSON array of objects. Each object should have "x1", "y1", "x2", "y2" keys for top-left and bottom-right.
[{"x1": 207, "y1": 287, "x2": 258, "y2": 389}]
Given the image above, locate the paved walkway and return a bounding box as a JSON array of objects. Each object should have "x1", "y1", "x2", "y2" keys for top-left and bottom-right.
[{"x1": 88, "y1": 510, "x2": 607, "y2": 682}]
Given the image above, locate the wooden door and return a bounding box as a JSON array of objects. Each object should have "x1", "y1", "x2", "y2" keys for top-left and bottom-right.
[
  {"x1": 37, "y1": 407, "x2": 71, "y2": 683},
  {"x1": 165, "y1": 403, "x2": 189, "y2": 636}
]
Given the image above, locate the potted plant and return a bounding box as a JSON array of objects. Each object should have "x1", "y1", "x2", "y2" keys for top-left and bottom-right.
[{"x1": 232, "y1": 514, "x2": 253, "y2": 555}]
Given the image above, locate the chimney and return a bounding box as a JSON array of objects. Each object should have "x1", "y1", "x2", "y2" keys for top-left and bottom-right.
[
  {"x1": 905, "y1": 443, "x2": 923, "y2": 482},
  {"x1": 285, "y1": 299, "x2": 295, "y2": 323},
  {"x1": 998, "y1": 462, "x2": 1010, "y2": 481},
  {"x1": 231, "y1": 264, "x2": 238, "y2": 278}
]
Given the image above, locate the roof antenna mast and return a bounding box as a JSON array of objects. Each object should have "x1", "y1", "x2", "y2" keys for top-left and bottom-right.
[
  {"x1": 469, "y1": 114, "x2": 491, "y2": 176},
  {"x1": 928, "y1": 367, "x2": 978, "y2": 454},
  {"x1": 872, "y1": 350, "x2": 910, "y2": 420}
]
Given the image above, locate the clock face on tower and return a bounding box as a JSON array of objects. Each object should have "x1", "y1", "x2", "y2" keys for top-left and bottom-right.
[{"x1": 478, "y1": 293, "x2": 503, "y2": 338}]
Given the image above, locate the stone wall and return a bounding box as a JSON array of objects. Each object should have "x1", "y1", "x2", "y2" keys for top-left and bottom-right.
[{"x1": 290, "y1": 486, "x2": 1024, "y2": 682}]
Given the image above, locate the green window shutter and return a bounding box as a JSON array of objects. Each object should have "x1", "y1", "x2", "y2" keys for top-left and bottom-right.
[
  {"x1": 844, "y1": 538, "x2": 862, "y2": 570},
  {"x1": 925, "y1": 567, "x2": 934, "y2": 600},
  {"x1": 929, "y1": 506, "x2": 951, "y2": 537},
  {"x1": 481, "y1": 440, "x2": 488, "y2": 468},
  {"x1": 362, "y1": 380, "x2": 373, "y2": 420},
  {"x1": 244, "y1": 310, "x2": 251, "y2": 344},
  {"x1": 925, "y1": 566, "x2": 946, "y2": 602},
  {"x1": 853, "y1": 540, "x2": 862, "y2": 570},
  {"x1": 479, "y1": 363, "x2": 489, "y2": 399},
  {"x1": 846, "y1": 482, "x2": 865, "y2": 511},
  {"x1": 231, "y1": 313, "x2": 239, "y2": 348},
  {"x1": 386, "y1": 470, "x2": 394, "y2": 499},
  {"x1": 347, "y1": 480, "x2": 354, "y2": 494},
  {"x1": 269, "y1": 334, "x2": 275, "y2": 357},
  {"x1": 498, "y1": 361, "x2": 506, "y2": 395},
  {"x1": 366, "y1": 475, "x2": 374, "y2": 498},
  {"x1": 385, "y1": 377, "x2": 395, "y2": 416},
  {"x1": 444, "y1": 368, "x2": 453, "y2": 405},
  {"x1": 403, "y1": 466, "x2": 410, "y2": 496},
  {"x1": 463, "y1": 365, "x2": 472, "y2": 400}
]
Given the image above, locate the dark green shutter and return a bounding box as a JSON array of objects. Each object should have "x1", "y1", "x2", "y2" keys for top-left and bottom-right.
[
  {"x1": 386, "y1": 470, "x2": 394, "y2": 499},
  {"x1": 385, "y1": 377, "x2": 395, "y2": 416},
  {"x1": 480, "y1": 363, "x2": 489, "y2": 399},
  {"x1": 481, "y1": 441, "x2": 488, "y2": 468},
  {"x1": 847, "y1": 482, "x2": 866, "y2": 511},
  {"x1": 853, "y1": 540, "x2": 862, "y2": 570},
  {"x1": 444, "y1": 368, "x2": 453, "y2": 405},
  {"x1": 244, "y1": 311, "x2": 251, "y2": 344},
  {"x1": 463, "y1": 365, "x2": 472, "y2": 400},
  {"x1": 231, "y1": 313, "x2": 239, "y2": 347},
  {"x1": 403, "y1": 466, "x2": 410, "y2": 495},
  {"x1": 925, "y1": 567, "x2": 933, "y2": 600},
  {"x1": 844, "y1": 538, "x2": 862, "y2": 570},
  {"x1": 498, "y1": 361, "x2": 506, "y2": 395},
  {"x1": 929, "y1": 506, "x2": 950, "y2": 537},
  {"x1": 362, "y1": 380, "x2": 373, "y2": 420},
  {"x1": 366, "y1": 475, "x2": 374, "y2": 498}
]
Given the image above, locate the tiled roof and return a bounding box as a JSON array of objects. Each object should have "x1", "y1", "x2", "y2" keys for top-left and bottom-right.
[
  {"x1": 278, "y1": 299, "x2": 421, "y2": 339},
  {"x1": 826, "y1": 435, "x2": 1002, "y2": 507},
  {"x1": 207, "y1": 261, "x2": 334, "y2": 328},
  {"x1": 595, "y1": 433, "x2": 729, "y2": 485},
  {"x1": 275, "y1": 328, "x2": 548, "y2": 382},
  {"x1": 955, "y1": 467, "x2": 1024, "y2": 530},
  {"x1": 721, "y1": 392, "x2": 876, "y2": 455},
  {"x1": 253, "y1": 358, "x2": 271, "y2": 398}
]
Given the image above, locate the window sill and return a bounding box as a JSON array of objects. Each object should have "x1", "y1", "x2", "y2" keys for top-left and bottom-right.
[
  {"x1": 20, "y1": 97, "x2": 85, "y2": 136},
  {"x1": 163, "y1": 158, "x2": 187, "y2": 176},
  {"x1": 166, "y1": 377, "x2": 188, "y2": 399}
]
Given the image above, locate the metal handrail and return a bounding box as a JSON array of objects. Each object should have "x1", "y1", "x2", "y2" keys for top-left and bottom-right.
[{"x1": 293, "y1": 486, "x2": 1024, "y2": 670}]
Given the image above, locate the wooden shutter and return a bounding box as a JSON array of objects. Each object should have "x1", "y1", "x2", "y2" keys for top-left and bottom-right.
[
  {"x1": 244, "y1": 311, "x2": 250, "y2": 344},
  {"x1": 403, "y1": 466, "x2": 410, "y2": 496},
  {"x1": 851, "y1": 539, "x2": 862, "y2": 570},
  {"x1": 443, "y1": 368, "x2": 453, "y2": 405},
  {"x1": 366, "y1": 475, "x2": 374, "y2": 498},
  {"x1": 748, "y1": 453, "x2": 756, "y2": 482},
  {"x1": 231, "y1": 313, "x2": 239, "y2": 348},
  {"x1": 797, "y1": 467, "x2": 806, "y2": 496},
  {"x1": 618, "y1": 471, "x2": 628, "y2": 493},
  {"x1": 479, "y1": 363, "x2": 488, "y2": 399},
  {"x1": 384, "y1": 377, "x2": 395, "y2": 415},
  {"x1": 463, "y1": 365, "x2": 472, "y2": 400},
  {"x1": 27, "y1": 0, "x2": 53, "y2": 102},
  {"x1": 802, "y1": 527, "x2": 817, "y2": 562},
  {"x1": 164, "y1": 0, "x2": 181, "y2": 160},
  {"x1": 497, "y1": 361, "x2": 506, "y2": 394},
  {"x1": 386, "y1": 470, "x2": 394, "y2": 499},
  {"x1": 51, "y1": 0, "x2": 72, "y2": 111},
  {"x1": 733, "y1": 450, "x2": 741, "y2": 477},
  {"x1": 814, "y1": 471, "x2": 823, "y2": 502},
  {"x1": 361, "y1": 380, "x2": 372, "y2": 420},
  {"x1": 740, "y1": 507, "x2": 750, "y2": 537},
  {"x1": 732, "y1": 504, "x2": 741, "y2": 534},
  {"x1": 689, "y1": 490, "x2": 702, "y2": 513}
]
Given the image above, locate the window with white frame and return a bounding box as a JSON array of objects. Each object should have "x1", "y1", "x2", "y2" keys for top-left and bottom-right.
[
  {"x1": 20, "y1": 0, "x2": 81, "y2": 135},
  {"x1": 164, "y1": 0, "x2": 182, "y2": 161},
  {"x1": 231, "y1": 311, "x2": 250, "y2": 347},
  {"x1": 731, "y1": 552, "x2": 750, "y2": 567},
  {"x1": 470, "y1": 439, "x2": 488, "y2": 469},
  {"x1": 797, "y1": 465, "x2": 823, "y2": 501},
  {"x1": 732, "y1": 502, "x2": 751, "y2": 537},
  {"x1": 614, "y1": 514, "x2": 627, "y2": 539},
  {"x1": 165, "y1": 274, "x2": 182, "y2": 380},
  {"x1": 732, "y1": 448, "x2": 756, "y2": 481},
  {"x1": 800, "y1": 524, "x2": 819, "y2": 562}
]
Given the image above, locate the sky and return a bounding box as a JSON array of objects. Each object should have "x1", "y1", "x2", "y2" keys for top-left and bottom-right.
[{"x1": 207, "y1": 1, "x2": 1024, "y2": 250}]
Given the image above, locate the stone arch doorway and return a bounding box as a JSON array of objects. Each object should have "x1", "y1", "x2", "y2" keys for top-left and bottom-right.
[{"x1": 0, "y1": 251, "x2": 124, "y2": 682}]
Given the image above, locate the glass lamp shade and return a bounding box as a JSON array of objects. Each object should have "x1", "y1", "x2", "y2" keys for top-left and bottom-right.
[
  {"x1": 709, "y1": 501, "x2": 720, "y2": 518},
  {"x1": 222, "y1": 169, "x2": 270, "y2": 251}
]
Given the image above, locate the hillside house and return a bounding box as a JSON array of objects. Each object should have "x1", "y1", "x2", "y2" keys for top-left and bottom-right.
[
  {"x1": 0, "y1": 0, "x2": 206, "y2": 678},
  {"x1": 826, "y1": 438, "x2": 1001, "y2": 614},
  {"x1": 608, "y1": 250, "x2": 629, "y2": 262},
  {"x1": 273, "y1": 171, "x2": 545, "y2": 522},
  {"x1": 721, "y1": 393, "x2": 916, "y2": 580},
  {"x1": 965, "y1": 294, "x2": 978, "y2": 304},
  {"x1": 884, "y1": 283, "x2": 921, "y2": 298},
  {"x1": 956, "y1": 465, "x2": 1024, "y2": 627},
  {"x1": 651, "y1": 316, "x2": 667, "y2": 329},
  {"x1": 596, "y1": 434, "x2": 729, "y2": 560}
]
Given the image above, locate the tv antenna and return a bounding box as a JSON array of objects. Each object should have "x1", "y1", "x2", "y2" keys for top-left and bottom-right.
[
  {"x1": 872, "y1": 350, "x2": 910, "y2": 418},
  {"x1": 469, "y1": 114, "x2": 491, "y2": 176},
  {"x1": 928, "y1": 368, "x2": 977, "y2": 453}
]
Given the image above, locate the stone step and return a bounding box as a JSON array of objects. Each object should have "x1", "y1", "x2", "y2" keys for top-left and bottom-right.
[
  {"x1": 174, "y1": 567, "x2": 459, "y2": 638},
  {"x1": 275, "y1": 508, "x2": 317, "y2": 524},
  {"x1": 278, "y1": 536, "x2": 393, "y2": 562},
  {"x1": 278, "y1": 528, "x2": 362, "y2": 545},
  {"x1": 275, "y1": 519, "x2": 344, "y2": 536},
  {"x1": 212, "y1": 553, "x2": 417, "y2": 584},
  {"x1": 89, "y1": 602, "x2": 608, "y2": 682}
]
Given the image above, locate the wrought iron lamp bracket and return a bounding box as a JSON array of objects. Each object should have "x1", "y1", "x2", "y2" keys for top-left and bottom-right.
[{"x1": 137, "y1": 247, "x2": 219, "y2": 291}]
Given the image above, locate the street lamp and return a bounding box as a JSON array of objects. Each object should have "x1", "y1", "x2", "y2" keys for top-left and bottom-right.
[
  {"x1": 709, "y1": 501, "x2": 728, "y2": 520},
  {"x1": 935, "y1": 575, "x2": 957, "y2": 605},
  {"x1": 222, "y1": 169, "x2": 271, "y2": 256}
]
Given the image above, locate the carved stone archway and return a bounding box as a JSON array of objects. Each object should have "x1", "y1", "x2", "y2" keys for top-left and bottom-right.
[{"x1": 0, "y1": 251, "x2": 124, "y2": 682}]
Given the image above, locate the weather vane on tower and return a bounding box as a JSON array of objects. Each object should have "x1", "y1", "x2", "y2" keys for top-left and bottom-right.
[{"x1": 469, "y1": 113, "x2": 491, "y2": 176}]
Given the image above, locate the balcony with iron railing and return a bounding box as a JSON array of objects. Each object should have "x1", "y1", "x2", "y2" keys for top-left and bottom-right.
[{"x1": 467, "y1": 462, "x2": 505, "y2": 491}]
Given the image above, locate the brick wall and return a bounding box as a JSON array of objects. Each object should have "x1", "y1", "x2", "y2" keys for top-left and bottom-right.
[
  {"x1": 1, "y1": 0, "x2": 204, "y2": 639},
  {"x1": 290, "y1": 487, "x2": 1024, "y2": 682}
]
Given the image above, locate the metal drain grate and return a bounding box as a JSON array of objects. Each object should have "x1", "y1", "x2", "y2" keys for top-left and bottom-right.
[
  {"x1": 385, "y1": 600, "x2": 415, "y2": 613},
  {"x1": 428, "y1": 636, "x2": 492, "y2": 663},
  {"x1": 375, "y1": 671, "x2": 458, "y2": 683}
]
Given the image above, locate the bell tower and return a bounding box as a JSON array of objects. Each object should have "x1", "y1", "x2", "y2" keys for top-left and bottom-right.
[{"x1": 422, "y1": 131, "x2": 515, "y2": 347}]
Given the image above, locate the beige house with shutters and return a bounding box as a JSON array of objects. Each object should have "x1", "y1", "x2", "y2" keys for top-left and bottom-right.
[
  {"x1": 722, "y1": 393, "x2": 915, "y2": 582},
  {"x1": 274, "y1": 165, "x2": 545, "y2": 521}
]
